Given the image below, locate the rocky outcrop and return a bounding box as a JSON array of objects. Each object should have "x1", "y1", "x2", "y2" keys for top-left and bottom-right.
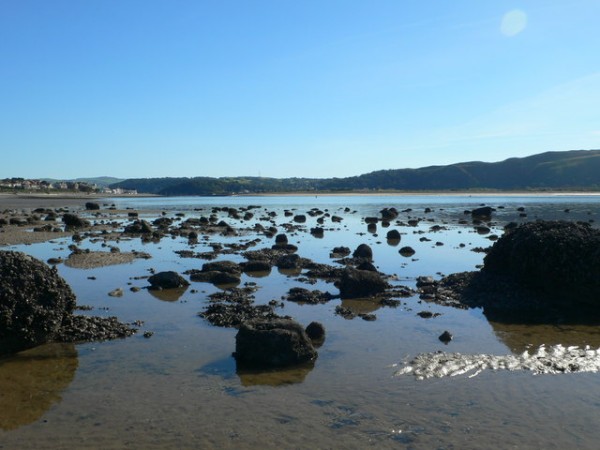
[
  {"x1": 482, "y1": 221, "x2": 600, "y2": 305},
  {"x1": 419, "y1": 221, "x2": 600, "y2": 322},
  {"x1": 0, "y1": 251, "x2": 135, "y2": 356},
  {"x1": 234, "y1": 318, "x2": 317, "y2": 368}
]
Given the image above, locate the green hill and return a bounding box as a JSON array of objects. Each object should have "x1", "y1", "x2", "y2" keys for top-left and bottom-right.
[{"x1": 110, "y1": 149, "x2": 600, "y2": 195}]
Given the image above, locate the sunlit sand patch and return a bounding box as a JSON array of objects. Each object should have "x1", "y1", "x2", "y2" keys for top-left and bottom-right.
[
  {"x1": 64, "y1": 251, "x2": 148, "y2": 269},
  {"x1": 394, "y1": 345, "x2": 600, "y2": 380}
]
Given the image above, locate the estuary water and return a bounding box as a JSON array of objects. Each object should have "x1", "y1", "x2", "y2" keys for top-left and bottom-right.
[{"x1": 2, "y1": 194, "x2": 600, "y2": 449}]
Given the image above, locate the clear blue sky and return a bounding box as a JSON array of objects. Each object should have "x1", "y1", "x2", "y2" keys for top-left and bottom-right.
[{"x1": 1, "y1": 0, "x2": 599, "y2": 179}]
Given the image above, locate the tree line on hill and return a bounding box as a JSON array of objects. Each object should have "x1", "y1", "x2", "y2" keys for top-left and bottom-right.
[{"x1": 109, "y1": 149, "x2": 600, "y2": 195}]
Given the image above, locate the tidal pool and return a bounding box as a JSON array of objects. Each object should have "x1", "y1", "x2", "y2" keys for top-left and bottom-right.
[{"x1": 1, "y1": 194, "x2": 600, "y2": 449}]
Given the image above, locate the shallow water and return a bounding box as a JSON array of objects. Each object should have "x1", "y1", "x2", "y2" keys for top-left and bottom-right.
[{"x1": 2, "y1": 194, "x2": 600, "y2": 449}]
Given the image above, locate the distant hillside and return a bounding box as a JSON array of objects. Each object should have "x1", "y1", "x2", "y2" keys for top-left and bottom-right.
[
  {"x1": 110, "y1": 149, "x2": 600, "y2": 195},
  {"x1": 44, "y1": 177, "x2": 125, "y2": 187}
]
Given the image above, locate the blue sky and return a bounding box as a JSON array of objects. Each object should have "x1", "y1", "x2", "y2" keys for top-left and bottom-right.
[{"x1": 1, "y1": 0, "x2": 599, "y2": 179}]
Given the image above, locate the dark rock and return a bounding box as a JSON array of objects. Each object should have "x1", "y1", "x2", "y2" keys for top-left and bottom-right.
[
  {"x1": 293, "y1": 215, "x2": 306, "y2": 223},
  {"x1": 330, "y1": 246, "x2": 351, "y2": 258},
  {"x1": 62, "y1": 214, "x2": 89, "y2": 230},
  {"x1": 59, "y1": 315, "x2": 136, "y2": 342},
  {"x1": 352, "y1": 243, "x2": 373, "y2": 260},
  {"x1": 241, "y1": 260, "x2": 271, "y2": 273},
  {"x1": 275, "y1": 253, "x2": 301, "y2": 269},
  {"x1": 356, "y1": 261, "x2": 378, "y2": 272},
  {"x1": 305, "y1": 321, "x2": 326, "y2": 344},
  {"x1": 439, "y1": 330, "x2": 453, "y2": 343},
  {"x1": 148, "y1": 271, "x2": 190, "y2": 289},
  {"x1": 482, "y1": 220, "x2": 600, "y2": 305},
  {"x1": 0, "y1": 251, "x2": 135, "y2": 356},
  {"x1": 337, "y1": 268, "x2": 388, "y2": 299},
  {"x1": 0, "y1": 251, "x2": 77, "y2": 354},
  {"x1": 124, "y1": 219, "x2": 153, "y2": 234},
  {"x1": 275, "y1": 234, "x2": 288, "y2": 245},
  {"x1": 190, "y1": 271, "x2": 241, "y2": 285},
  {"x1": 286, "y1": 287, "x2": 333, "y2": 304},
  {"x1": 234, "y1": 319, "x2": 317, "y2": 368},
  {"x1": 416, "y1": 276, "x2": 436, "y2": 287},
  {"x1": 380, "y1": 208, "x2": 398, "y2": 220},
  {"x1": 386, "y1": 229, "x2": 401, "y2": 241},
  {"x1": 471, "y1": 206, "x2": 494, "y2": 220},
  {"x1": 85, "y1": 202, "x2": 100, "y2": 210},
  {"x1": 399, "y1": 246, "x2": 416, "y2": 257},
  {"x1": 201, "y1": 260, "x2": 241, "y2": 274},
  {"x1": 310, "y1": 227, "x2": 325, "y2": 237}
]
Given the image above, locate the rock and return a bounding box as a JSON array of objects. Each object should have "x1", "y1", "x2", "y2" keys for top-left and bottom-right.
[
  {"x1": 305, "y1": 321, "x2": 326, "y2": 344},
  {"x1": 124, "y1": 219, "x2": 153, "y2": 234},
  {"x1": 190, "y1": 271, "x2": 241, "y2": 285},
  {"x1": 310, "y1": 227, "x2": 325, "y2": 237},
  {"x1": 356, "y1": 261, "x2": 378, "y2": 272},
  {"x1": 234, "y1": 318, "x2": 317, "y2": 368},
  {"x1": 147, "y1": 271, "x2": 190, "y2": 289},
  {"x1": 352, "y1": 243, "x2": 373, "y2": 260},
  {"x1": 62, "y1": 214, "x2": 89, "y2": 230},
  {"x1": 293, "y1": 215, "x2": 306, "y2": 223},
  {"x1": 416, "y1": 276, "x2": 436, "y2": 287},
  {"x1": 482, "y1": 221, "x2": 600, "y2": 305},
  {"x1": 201, "y1": 260, "x2": 241, "y2": 274},
  {"x1": 241, "y1": 260, "x2": 271, "y2": 273},
  {"x1": 0, "y1": 251, "x2": 77, "y2": 354},
  {"x1": 380, "y1": 208, "x2": 398, "y2": 220},
  {"x1": 471, "y1": 206, "x2": 494, "y2": 220},
  {"x1": 386, "y1": 229, "x2": 401, "y2": 241},
  {"x1": 286, "y1": 287, "x2": 333, "y2": 304},
  {"x1": 337, "y1": 268, "x2": 388, "y2": 299},
  {"x1": 85, "y1": 202, "x2": 100, "y2": 210},
  {"x1": 330, "y1": 246, "x2": 351, "y2": 258},
  {"x1": 108, "y1": 288, "x2": 124, "y2": 297},
  {"x1": 0, "y1": 251, "x2": 135, "y2": 356},
  {"x1": 399, "y1": 246, "x2": 416, "y2": 257},
  {"x1": 439, "y1": 330, "x2": 453, "y2": 343},
  {"x1": 274, "y1": 234, "x2": 288, "y2": 245},
  {"x1": 275, "y1": 253, "x2": 301, "y2": 269}
]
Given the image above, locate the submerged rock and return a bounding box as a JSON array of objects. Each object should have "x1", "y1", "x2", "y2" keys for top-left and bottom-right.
[{"x1": 234, "y1": 318, "x2": 317, "y2": 368}]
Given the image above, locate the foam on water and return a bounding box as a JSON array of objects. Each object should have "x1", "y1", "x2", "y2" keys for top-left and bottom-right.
[{"x1": 394, "y1": 344, "x2": 600, "y2": 380}]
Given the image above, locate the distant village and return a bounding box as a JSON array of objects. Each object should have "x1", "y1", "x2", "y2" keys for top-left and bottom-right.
[{"x1": 0, "y1": 178, "x2": 137, "y2": 195}]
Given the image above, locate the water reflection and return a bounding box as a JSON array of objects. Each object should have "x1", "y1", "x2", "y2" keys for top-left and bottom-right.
[
  {"x1": 339, "y1": 298, "x2": 382, "y2": 315},
  {"x1": 199, "y1": 357, "x2": 316, "y2": 386},
  {"x1": 148, "y1": 286, "x2": 188, "y2": 302},
  {"x1": 0, "y1": 343, "x2": 78, "y2": 430},
  {"x1": 244, "y1": 269, "x2": 272, "y2": 278},
  {"x1": 491, "y1": 321, "x2": 600, "y2": 353},
  {"x1": 236, "y1": 360, "x2": 315, "y2": 386}
]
